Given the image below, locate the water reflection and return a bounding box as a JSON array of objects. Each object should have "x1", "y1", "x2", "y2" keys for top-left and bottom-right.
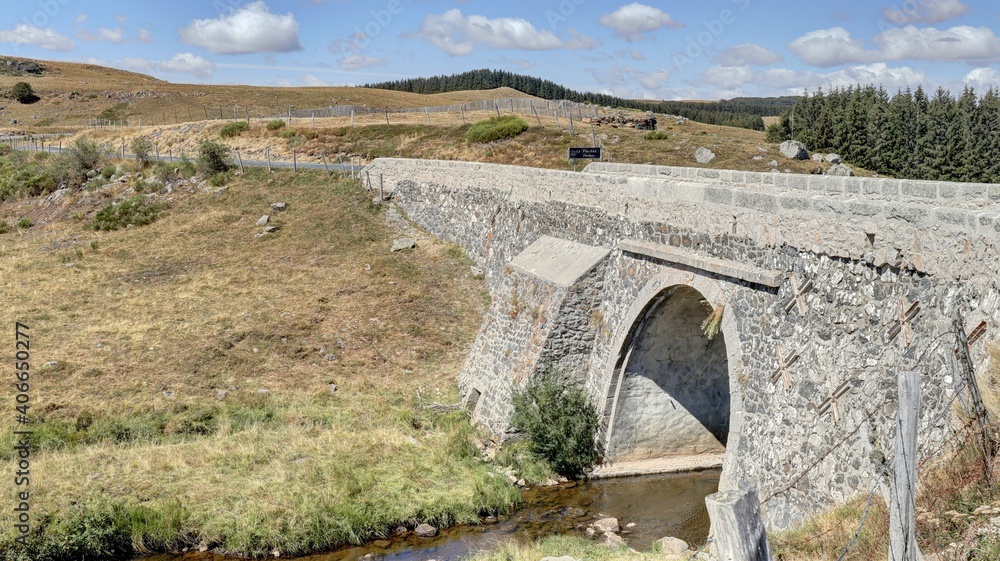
[{"x1": 139, "y1": 469, "x2": 720, "y2": 561}]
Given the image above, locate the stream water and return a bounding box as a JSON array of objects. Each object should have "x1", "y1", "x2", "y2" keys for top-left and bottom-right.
[{"x1": 139, "y1": 469, "x2": 721, "y2": 561}]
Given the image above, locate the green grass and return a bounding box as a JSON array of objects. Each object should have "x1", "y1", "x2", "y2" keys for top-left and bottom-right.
[
  {"x1": 89, "y1": 195, "x2": 167, "y2": 231},
  {"x1": 266, "y1": 119, "x2": 286, "y2": 131},
  {"x1": 219, "y1": 121, "x2": 248, "y2": 138},
  {"x1": 465, "y1": 115, "x2": 529, "y2": 143},
  {"x1": 644, "y1": 130, "x2": 669, "y2": 140},
  {"x1": 0, "y1": 167, "x2": 511, "y2": 560},
  {"x1": 469, "y1": 535, "x2": 655, "y2": 561}
]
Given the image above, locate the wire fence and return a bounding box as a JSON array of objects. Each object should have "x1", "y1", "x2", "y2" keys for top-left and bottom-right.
[{"x1": 766, "y1": 318, "x2": 998, "y2": 560}]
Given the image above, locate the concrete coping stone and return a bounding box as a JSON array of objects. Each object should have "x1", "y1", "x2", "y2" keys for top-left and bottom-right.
[
  {"x1": 619, "y1": 239, "x2": 783, "y2": 288},
  {"x1": 510, "y1": 235, "x2": 611, "y2": 288}
]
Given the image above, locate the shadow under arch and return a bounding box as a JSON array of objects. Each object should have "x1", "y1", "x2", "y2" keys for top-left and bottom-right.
[{"x1": 600, "y1": 271, "x2": 744, "y2": 487}]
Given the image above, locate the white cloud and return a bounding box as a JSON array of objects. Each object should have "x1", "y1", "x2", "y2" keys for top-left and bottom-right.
[
  {"x1": 78, "y1": 27, "x2": 125, "y2": 44},
  {"x1": 788, "y1": 27, "x2": 877, "y2": 67},
  {"x1": 714, "y1": 44, "x2": 782, "y2": 67},
  {"x1": 883, "y1": 0, "x2": 968, "y2": 25},
  {"x1": 598, "y1": 3, "x2": 683, "y2": 42},
  {"x1": 964, "y1": 67, "x2": 1000, "y2": 89},
  {"x1": 754, "y1": 63, "x2": 926, "y2": 95},
  {"x1": 158, "y1": 52, "x2": 215, "y2": 79},
  {"x1": 592, "y1": 65, "x2": 670, "y2": 97},
  {"x1": 137, "y1": 29, "x2": 154, "y2": 43},
  {"x1": 338, "y1": 54, "x2": 389, "y2": 70},
  {"x1": 701, "y1": 65, "x2": 753, "y2": 89},
  {"x1": 120, "y1": 57, "x2": 154, "y2": 73},
  {"x1": 301, "y1": 74, "x2": 329, "y2": 87},
  {"x1": 179, "y1": 1, "x2": 302, "y2": 55},
  {"x1": 875, "y1": 25, "x2": 1000, "y2": 62},
  {"x1": 0, "y1": 23, "x2": 75, "y2": 51},
  {"x1": 413, "y1": 9, "x2": 599, "y2": 55}
]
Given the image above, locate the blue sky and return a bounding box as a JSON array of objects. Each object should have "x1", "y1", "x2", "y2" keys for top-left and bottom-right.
[{"x1": 2, "y1": 0, "x2": 1000, "y2": 100}]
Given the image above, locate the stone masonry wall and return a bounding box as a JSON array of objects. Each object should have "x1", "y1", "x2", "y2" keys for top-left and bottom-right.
[{"x1": 364, "y1": 158, "x2": 1000, "y2": 529}]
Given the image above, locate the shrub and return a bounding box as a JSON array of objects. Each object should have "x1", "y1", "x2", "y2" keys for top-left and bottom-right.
[
  {"x1": 130, "y1": 136, "x2": 154, "y2": 166},
  {"x1": 67, "y1": 138, "x2": 107, "y2": 178},
  {"x1": 305, "y1": 130, "x2": 319, "y2": 140},
  {"x1": 16, "y1": 217, "x2": 34, "y2": 229},
  {"x1": 209, "y1": 172, "x2": 230, "y2": 187},
  {"x1": 466, "y1": 115, "x2": 529, "y2": 144},
  {"x1": 101, "y1": 165, "x2": 116, "y2": 180},
  {"x1": 644, "y1": 130, "x2": 670, "y2": 140},
  {"x1": 266, "y1": 119, "x2": 286, "y2": 131},
  {"x1": 196, "y1": 140, "x2": 231, "y2": 176},
  {"x1": 219, "y1": 121, "x2": 248, "y2": 138},
  {"x1": 510, "y1": 369, "x2": 599, "y2": 479},
  {"x1": 89, "y1": 196, "x2": 166, "y2": 231},
  {"x1": 0, "y1": 221, "x2": 8, "y2": 234},
  {"x1": 279, "y1": 128, "x2": 297, "y2": 139},
  {"x1": 11, "y1": 81, "x2": 37, "y2": 104}
]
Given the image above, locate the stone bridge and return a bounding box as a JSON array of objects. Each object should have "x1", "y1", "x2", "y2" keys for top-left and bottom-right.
[{"x1": 364, "y1": 157, "x2": 1000, "y2": 529}]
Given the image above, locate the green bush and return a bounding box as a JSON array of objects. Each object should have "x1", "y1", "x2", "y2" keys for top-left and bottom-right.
[
  {"x1": 644, "y1": 130, "x2": 670, "y2": 140},
  {"x1": 0, "y1": 221, "x2": 9, "y2": 234},
  {"x1": 130, "y1": 136, "x2": 154, "y2": 166},
  {"x1": 11, "y1": 81, "x2": 37, "y2": 104},
  {"x1": 196, "y1": 140, "x2": 231, "y2": 176},
  {"x1": 266, "y1": 119, "x2": 286, "y2": 131},
  {"x1": 17, "y1": 217, "x2": 34, "y2": 229},
  {"x1": 279, "y1": 128, "x2": 297, "y2": 139},
  {"x1": 209, "y1": 172, "x2": 230, "y2": 187},
  {"x1": 510, "y1": 369, "x2": 598, "y2": 479},
  {"x1": 219, "y1": 121, "x2": 248, "y2": 138},
  {"x1": 100, "y1": 164, "x2": 116, "y2": 180},
  {"x1": 67, "y1": 138, "x2": 107, "y2": 178},
  {"x1": 89, "y1": 196, "x2": 166, "y2": 231},
  {"x1": 465, "y1": 115, "x2": 529, "y2": 144}
]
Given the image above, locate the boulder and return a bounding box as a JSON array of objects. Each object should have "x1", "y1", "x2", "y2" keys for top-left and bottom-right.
[
  {"x1": 779, "y1": 140, "x2": 809, "y2": 160},
  {"x1": 695, "y1": 147, "x2": 716, "y2": 164},
  {"x1": 600, "y1": 532, "x2": 626, "y2": 548},
  {"x1": 657, "y1": 536, "x2": 690, "y2": 555},
  {"x1": 414, "y1": 523, "x2": 438, "y2": 537},
  {"x1": 826, "y1": 163, "x2": 855, "y2": 176},
  {"x1": 768, "y1": 160, "x2": 778, "y2": 167},
  {"x1": 752, "y1": 155, "x2": 763, "y2": 161},
  {"x1": 271, "y1": 202, "x2": 287, "y2": 211},
  {"x1": 391, "y1": 238, "x2": 416, "y2": 252},
  {"x1": 256, "y1": 215, "x2": 270, "y2": 226},
  {"x1": 811, "y1": 153, "x2": 824, "y2": 162},
  {"x1": 825, "y1": 153, "x2": 842, "y2": 164},
  {"x1": 592, "y1": 517, "x2": 620, "y2": 534}
]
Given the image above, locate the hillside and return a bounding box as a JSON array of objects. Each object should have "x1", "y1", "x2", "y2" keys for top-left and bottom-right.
[{"x1": 0, "y1": 57, "x2": 536, "y2": 129}]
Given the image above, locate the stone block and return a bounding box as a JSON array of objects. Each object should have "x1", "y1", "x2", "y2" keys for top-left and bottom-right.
[
  {"x1": 733, "y1": 191, "x2": 777, "y2": 213},
  {"x1": 510, "y1": 236, "x2": 610, "y2": 288},
  {"x1": 786, "y1": 174, "x2": 809, "y2": 191},
  {"x1": 961, "y1": 183, "x2": 988, "y2": 201},
  {"x1": 933, "y1": 207, "x2": 968, "y2": 227},
  {"x1": 990, "y1": 185, "x2": 1000, "y2": 203},
  {"x1": 847, "y1": 201, "x2": 881, "y2": 217},
  {"x1": 704, "y1": 187, "x2": 734, "y2": 205},
  {"x1": 779, "y1": 194, "x2": 810, "y2": 211},
  {"x1": 887, "y1": 204, "x2": 929, "y2": 224},
  {"x1": 706, "y1": 487, "x2": 772, "y2": 561},
  {"x1": 811, "y1": 198, "x2": 847, "y2": 214},
  {"x1": 697, "y1": 168, "x2": 720, "y2": 179},
  {"x1": 900, "y1": 180, "x2": 937, "y2": 199},
  {"x1": 937, "y1": 183, "x2": 959, "y2": 199}
]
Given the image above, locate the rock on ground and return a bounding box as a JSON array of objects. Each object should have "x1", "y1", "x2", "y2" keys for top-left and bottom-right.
[
  {"x1": 270, "y1": 202, "x2": 287, "y2": 211},
  {"x1": 592, "y1": 517, "x2": 620, "y2": 534},
  {"x1": 414, "y1": 523, "x2": 438, "y2": 537},
  {"x1": 391, "y1": 238, "x2": 416, "y2": 252},
  {"x1": 256, "y1": 215, "x2": 269, "y2": 226},
  {"x1": 826, "y1": 163, "x2": 855, "y2": 176},
  {"x1": 657, "y1": 536, "x2": 690, "y2": 555},
  {"x1": 825, "y1": 153, "x2": 842, "y2": 164},
  {"x1": 600, "y1": 532, "x2": 626, "y2": 548},
  {"x1": 695, "y1": 147, "x2": 716, "y2": 164},
  {"x1": 779, "y1": 140, "x2": 809, "y2": 160}
]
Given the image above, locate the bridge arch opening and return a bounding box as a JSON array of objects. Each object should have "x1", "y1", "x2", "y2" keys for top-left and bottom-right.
[{"x1": 606, "y1": 285, "x2": 730, "y2": 464}]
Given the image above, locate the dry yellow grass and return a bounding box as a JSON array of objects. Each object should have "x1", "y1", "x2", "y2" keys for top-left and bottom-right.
[
  {"x1": 0, "y1": 167, "x2": 520, "y2": 558},
  {"x1": 0, "y1": 56, "x2": 536, "y2": 130}
]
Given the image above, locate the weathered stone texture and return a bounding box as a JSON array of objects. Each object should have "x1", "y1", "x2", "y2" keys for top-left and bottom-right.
[{"x1": 364, "y1": 158, "x2": 1000, "y2": 531}]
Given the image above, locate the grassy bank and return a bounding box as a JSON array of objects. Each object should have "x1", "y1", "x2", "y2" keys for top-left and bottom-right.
[{"x1": 0, "y1": 166, "x2": 519, "y2": 559}]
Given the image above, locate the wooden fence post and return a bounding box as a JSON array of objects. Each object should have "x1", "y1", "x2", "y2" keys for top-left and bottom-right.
[
  {"x1": 292, "y1": 150, "x2": 297, "y2": 172},
  {"x1": 266, "y1": 147, "x2": 271, "y2": 173},
  {"x1": 236, "y1": 150, "x2": 244, "y2": 174},
  {"x1": 705, "y1": 487, "x2": 772, "y2": 561},
  {"x1": 889, "y1": 370, "x2": 921, "y2": 561},
  {"x1": 322, "y1": 153, "x2": 330, "y2": 175}
]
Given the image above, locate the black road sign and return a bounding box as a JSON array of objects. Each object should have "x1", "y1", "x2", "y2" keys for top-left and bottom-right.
[{"x1": 568, "y1": 147, "x2": 602, "y2": 159}]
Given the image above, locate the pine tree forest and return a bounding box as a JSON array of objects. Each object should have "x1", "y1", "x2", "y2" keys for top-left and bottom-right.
[{"x1": 772, "y1": 85, "x2": 1000, "y2": 183}]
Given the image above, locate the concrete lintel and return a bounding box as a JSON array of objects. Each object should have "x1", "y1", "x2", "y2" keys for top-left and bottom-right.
[
  {"x1": 620, "y1": 239, "x2": 783, "y2": 288},
  {"x1": 510, "y1": 235, "x2": 611, "y2": 288}
]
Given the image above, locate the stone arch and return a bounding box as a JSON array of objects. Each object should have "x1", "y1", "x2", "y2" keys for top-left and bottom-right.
[{"x1": 600, "y1": 267, "x2": 744, "y2": 486}]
